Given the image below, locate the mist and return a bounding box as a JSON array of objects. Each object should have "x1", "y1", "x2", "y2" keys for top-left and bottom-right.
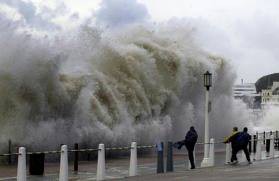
[{"x1": 0, "y1": 0, "x2": 255, "y2": 151}]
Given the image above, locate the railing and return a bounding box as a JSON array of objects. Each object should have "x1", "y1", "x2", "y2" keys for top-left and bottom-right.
[{"x1": 1, "y1": 131, "x2": 279, "y2": 180}]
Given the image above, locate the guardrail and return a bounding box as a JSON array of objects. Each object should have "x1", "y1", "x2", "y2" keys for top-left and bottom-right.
[{"x1": 1, "y1": 131, "x2": 279, "y2": 181}]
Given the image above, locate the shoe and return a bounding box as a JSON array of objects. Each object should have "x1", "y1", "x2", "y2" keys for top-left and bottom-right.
[
  {"x1": 248, "y1": 161, "x2": 252, "y2": 164},
  {"x1": 190, "y1": 166, "x2": 195, "y2": 169},
  {"x1": 230, "y1": 160, "x2": 238, "y2": 165}
]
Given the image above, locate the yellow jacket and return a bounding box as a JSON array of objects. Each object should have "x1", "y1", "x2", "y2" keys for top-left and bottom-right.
[{"x1": 224, "y1": 131, "x2": 239, "y2": 143}]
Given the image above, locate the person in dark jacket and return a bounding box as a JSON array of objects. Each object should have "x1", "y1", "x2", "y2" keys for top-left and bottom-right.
[
  {"x1": 237, "y1": 127, "x2": 252, "y2": 163},
  {"x1": 185, "y1": 126, "x2": 198, "y2": 169},
  {"x1": 224, "y1": 127, "x2": 240, "y2": 163}
]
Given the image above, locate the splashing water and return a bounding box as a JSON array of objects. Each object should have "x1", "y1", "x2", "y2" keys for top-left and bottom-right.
[
  {"x1": 257, "y1": 106, "x2": 279, "y2": 132},
  {"x1": 0, "y1": 23, "x2": 252, "y2": 150}
]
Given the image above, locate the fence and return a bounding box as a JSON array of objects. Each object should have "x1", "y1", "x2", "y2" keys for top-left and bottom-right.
[{"x1": 1, "y1": 131, "x2": 279, "y2": 180}]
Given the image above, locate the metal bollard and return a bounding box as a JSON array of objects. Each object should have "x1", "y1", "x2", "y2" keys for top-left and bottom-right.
[
  {"x1": 266, "y1": 134, "x2": 270, "y2": 155},
  {"x1": 276, "y1": 131, "x2": 279, "y2": 150},
  {"x1": 270, "y1": 135, "x2": 275, "y2": 158},
  {"x1": 256, "y1": 135, "x2": 262, "y2": 160},
  {"x1": 166, "y1": 141, "x2": 173, "y2": 172},
  {"x1": 74, "y1": 143, "x2": 79, "y2": 172},
  {"x1": 240, "y1": 150, "x2": 246, "y2": 163},
  {"x1": 129, "y1": 142, "x2": 137, "y2": 176},
  {"x1": 225, "y1": 143, "x2": 231, "y2": 164},
  {"x1": 156, "y1": 142, "x2": 164, "y2": 173},
  {"x1": 208, "y1": 138, "x2": 215, "y2": 166},
  {"x1": 59, "y1": 145, "x2": 68, "y2": 181},
  {"x1": 248, "y1": 140, "x2": 252, "y2": 153},
  {"x1": 263, "y1": 131, "x2": 266, "y2": 144},
  {"x1": 97, "y1": 144, "x2": 105, "y2": 181},
  {"x1": 253, "y1": 135, "x2": 257, "y2": 153},
  {"x1": 17, "y1": 147, "x2": 26, "y2": 181},
  {"x1": 8, "y1": 139, "x2": 12, "y2": 165}
]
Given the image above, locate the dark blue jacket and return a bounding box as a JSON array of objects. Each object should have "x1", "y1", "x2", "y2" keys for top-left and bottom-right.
[
  {"x1": 236, "y1": 132, "x2": 251, "y2": 147},
  {"x1": 185, "y1": 128, "x2": 198, "y2": 149}
]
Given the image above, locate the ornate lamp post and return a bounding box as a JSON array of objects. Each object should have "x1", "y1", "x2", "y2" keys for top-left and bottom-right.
[{"x1": 201, "y1": 71, "x2": 212, "y2": 167}]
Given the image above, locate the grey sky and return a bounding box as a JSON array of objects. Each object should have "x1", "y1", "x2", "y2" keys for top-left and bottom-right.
[
  {"x1": 1, "y1": 0, "x2": 279, "y2": 83},
  {"x1": 95, "y1": 0, "x2": 149, "y2": 27}
]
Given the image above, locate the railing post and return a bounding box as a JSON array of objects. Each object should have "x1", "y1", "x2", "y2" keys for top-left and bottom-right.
[
  {"x1": 8, "y1": 139, "x2": 12, "y2": 165},
  {"x1": 156, "y1": 142, "x2": 164, "y2": 173},
  {"x1": 74, "y1": 143, "x2": 78, "y2": 172},
  {"x1": 263, "y1": 131, "x2": 266, "y2": 144},
  {"x1": 248, "y1": 139, "x2": 252, "y2": 153},
  {"x1": 208, "y1": 138, "x2": 215, "y2": 166},
  {"x1": 129, "y1": 142, "x2": 137, "y2": 176},
  {"x1": 253, "y1": 135, "x2": 258, "y2": 153},
  {"x1": 240, "y1": 150, "x2": 246, "y2": 163},
  {"x1": 225, "y1": 143, "x2": 231, "y2": 164},
  {"x1": 17, "y1": 147, "x2": 26, "y2": 181},
  {"x1": 276, "y1": 131, "x2": 279, "y2": 150},
  {"x1": 266, "y1": 133, "x2": 270, "y2": 157},
  {"x1": 97, "y1": 143, "x2": 105, "y2": 181},
  {"x1": 270, "y1": 135, "x2": 275, "y2": 158},
  {"x1": 59, "y1": 145, "x2": 68, "y2": 181},
  {"x1": 256, "y1": 135, "x2": 262, "y2": 160},
  {"x1": 166, "y1": 141, "x2": 173, "y2": 172}
]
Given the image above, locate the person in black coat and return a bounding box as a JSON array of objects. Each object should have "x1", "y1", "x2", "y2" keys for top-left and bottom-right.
[
  {"x1": 237, "y1": 127, "x2": 252, "y2": 163},
  {"x1": 185, "y1": 126, "x2": 198, "y2": 169}
]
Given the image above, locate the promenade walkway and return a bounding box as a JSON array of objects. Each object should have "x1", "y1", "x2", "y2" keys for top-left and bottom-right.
[
  {"x1": 1, "y1": 153, "x2": 278, "y2": 180},
  {"x1": 115, "y1": 159, "x2": 279, "y2": 181}
]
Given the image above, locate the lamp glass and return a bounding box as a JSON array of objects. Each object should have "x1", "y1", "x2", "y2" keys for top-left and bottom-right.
[{"x1": 204, "y1": 71, "x2": 212, "y2": 87}]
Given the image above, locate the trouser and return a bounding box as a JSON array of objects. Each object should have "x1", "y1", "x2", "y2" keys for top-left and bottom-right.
[
  {"x1": 242, "y1": 146, "x2": 251, "y2": 162},
  {"x1": 231, "y1": 145, "x2": 250, "y2": 162},
  {"x1": 186, "y1": 145, "x2": 195, "y2": 168}
]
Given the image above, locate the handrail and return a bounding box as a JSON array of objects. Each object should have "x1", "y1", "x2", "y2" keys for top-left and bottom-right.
[
  {"x1": 1, "y1": 137, "x2": 279, "y2": 156},
  {"x1": 0, "y1": 144, "x2": 156, "y2": 156}
]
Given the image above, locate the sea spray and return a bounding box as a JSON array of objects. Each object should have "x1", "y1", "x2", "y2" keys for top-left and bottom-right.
[
  {"x1": 0, "y1": 24, "x2": 252, "y2": 150},
  {"x1": 258, "y1": 106, "x2": 279, "y2": 132}
]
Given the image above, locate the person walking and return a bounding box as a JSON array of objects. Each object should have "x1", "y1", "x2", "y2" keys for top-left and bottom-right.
[
  {"x1": 224, "y1": 127, "x2": 240, "y2": 164},
  {"x1": 185, "y1": 126, "x2": 198, "y2": 169},
  {"x1": 237, "y1": 127, "x2": 252, "y2": 164}
]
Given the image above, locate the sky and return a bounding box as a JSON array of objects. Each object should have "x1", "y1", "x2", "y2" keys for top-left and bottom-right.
[{"x1": 1, "y1": 0, "x2": 279, "y2": 83}]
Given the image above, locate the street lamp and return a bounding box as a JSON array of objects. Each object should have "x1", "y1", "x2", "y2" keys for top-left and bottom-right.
[
  {"x1": 201, "y1": 71, "x2": 212, "y2": 167},
  {"x1": 204, "y1": 71, "x2": 212, "y2": 91}
]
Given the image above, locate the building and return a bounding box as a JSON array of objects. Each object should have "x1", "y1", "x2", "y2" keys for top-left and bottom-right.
[{"x1": 261, "y1": 81, "x2": 279, "y2": 107}]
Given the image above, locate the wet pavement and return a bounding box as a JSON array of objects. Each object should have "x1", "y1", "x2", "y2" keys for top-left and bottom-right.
[
  {"x1": 0, "y1": 147, "x2": 278, "y2": 180},
  {"x1": 114, "y1": 158, "x2": 279, "y2": 181}
]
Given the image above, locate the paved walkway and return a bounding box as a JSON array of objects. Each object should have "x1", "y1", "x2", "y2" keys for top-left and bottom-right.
[
  {"x1": 114, "y1": 159, "x2": 279, "y2": 181},
  {"x1": 1, "y1": 151, "x2": 279, "y2": 180}
]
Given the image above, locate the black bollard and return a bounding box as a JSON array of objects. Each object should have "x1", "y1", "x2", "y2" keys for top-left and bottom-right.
[
  {"x1": 266, "y1": 138, "x2": 270, "y2": 153},
  {"x1": 157, "y1": 142, "x2": 164, "y2": 173},
  {"x1": 276, "y1": 131, "x2": 279, "y2": 150},
  {"x1": 253, "y1": 135, "x2": 257, "y2": 153},
  {"x1": 248, "y1": 140, "x2": 252, "y2": 153},
  {"x1": 166, "y1": 141, "x2": 173, "y2": 172},
  {"x1": 8, "y1": 139, "x2": 11, "y2": 165},
  {"x1": 263, "y1": 131, "x2": 266, "y2": 144},
  {"x1": 74, "y1": 143, "x2": 79, "y2": 172}
]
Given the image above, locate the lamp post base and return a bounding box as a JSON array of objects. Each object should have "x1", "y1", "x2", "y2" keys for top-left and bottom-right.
[{"x1": 201, "y1": 157, "x2": 212, "y2": 167}]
